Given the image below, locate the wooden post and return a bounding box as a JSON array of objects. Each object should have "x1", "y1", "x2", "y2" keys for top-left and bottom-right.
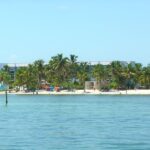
[{"x1": 5, "y1": 90, "x2": 8, "y2": 105}]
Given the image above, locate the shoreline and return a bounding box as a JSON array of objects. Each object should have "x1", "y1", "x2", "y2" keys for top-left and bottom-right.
[{"x1": 0, "y1": 89, "x2": 150, "y2": 95}]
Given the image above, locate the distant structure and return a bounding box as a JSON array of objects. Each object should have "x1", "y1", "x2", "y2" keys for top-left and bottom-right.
[
  {"x1": 0, "y1": 63, "x2": 28, "y2": 81},
  {"x1": 0, "y1": 63, "x2": 28, "y2": 70},
  {"x1": 80, "y1": 61, "x2": 135, "y2": 66},
  {"x1": 85, "y1": 81, "x2": 100, "y2": 90}
]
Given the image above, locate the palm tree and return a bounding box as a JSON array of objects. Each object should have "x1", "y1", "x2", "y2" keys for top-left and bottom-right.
[
  {"x1": 47, "y1": 54, "x2": 69, "y2": 86},
  {"x1": 34, "y1": 59, "x2": 45, "y2": 90},
  {"x1": 26, "y1": 64, "x2": 39, "y2": 91},
  {"x1": 92, "y1": 64, "x2": 106, "y2": 90},
  {"x1": 0, "y1": 71, "x2": 11, "y2": 84},
  {"x1": 15, "y1": 65, "x2": 38, "y2": 92},
  {"x1": 110, "y1": 61, "x2": 124, "y2": 89},
  {"x1": 69, "y1": 54, "x2": 78, "y2": 82},
  {"x1": 3, "y1": 65, "x2": 10, "y2": 73},
  {"x1": 70, "y1": 54, "x2": 78, "y2": 64},
  {"x1": 122, "y1": 63, "x2": 136, "y2": 90},
  {"x1": 0, "y1": 70, "x2": 11, "y2": 90},
  {"x1": 140, "y1": 65, "x2": 150, "y2": 89},
  {"x1": 133, "y1": 63, "x2": 142, "y2": 88},
  {"x1": 77, "y1": 72, "x2": 88, "y2": 86},
  {"x1": 15, "y1": 67, "x2": 28, "y2": 89},
  {"x1": 77, "y1": 62, "x2": 89, "y2": 90}
]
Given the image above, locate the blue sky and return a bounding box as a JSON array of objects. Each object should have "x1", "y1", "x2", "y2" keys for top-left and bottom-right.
[{"x1": 0, "y1": 0, "x2": 150, "y2": 65}]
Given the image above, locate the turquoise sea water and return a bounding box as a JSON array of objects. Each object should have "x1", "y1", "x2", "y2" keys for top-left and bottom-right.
[{"x1": 0, "y1": 95, "x2": 150, "y2": 150}]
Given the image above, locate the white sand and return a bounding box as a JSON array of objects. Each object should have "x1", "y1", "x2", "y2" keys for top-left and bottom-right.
[{"x1": 0, "y1": 89, "x2": 150, "y2": 95}]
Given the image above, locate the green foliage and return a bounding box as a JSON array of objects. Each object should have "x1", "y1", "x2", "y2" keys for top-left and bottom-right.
[
  {"x1": 0, "y1": 70, "x2": 11, "y2": 85},
  {"x1": 140, "y1": 66, "x2": 150, "y2": 88},
  {"x1": 110, "y1": 81, "x2": 118, "y2": 89},
  {"x1": 77, "y1": 62, "x2": 89, "y2": 86},
  {"x1": 0, "y1": 55, "x2": 150, "y2": 91}
]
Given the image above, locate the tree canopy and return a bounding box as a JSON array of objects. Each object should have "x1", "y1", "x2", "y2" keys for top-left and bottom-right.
[{"x1": 0, "y1": 54, "x2": 149, "y2": 91}]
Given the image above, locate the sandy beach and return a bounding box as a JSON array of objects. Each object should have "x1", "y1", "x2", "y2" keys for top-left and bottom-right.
[{"x1": 0, "y1": 89, "x2": 150, "y2": 95}]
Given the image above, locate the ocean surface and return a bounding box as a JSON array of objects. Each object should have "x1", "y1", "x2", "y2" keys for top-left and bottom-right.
[{"x1": 0, "y1": 95, "x2": 150, "y2": 150}]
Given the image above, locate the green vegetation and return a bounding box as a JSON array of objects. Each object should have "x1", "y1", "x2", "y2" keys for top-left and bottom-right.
[{"x1": 0, "y1": 54, "x2": 150, "y2": 91}]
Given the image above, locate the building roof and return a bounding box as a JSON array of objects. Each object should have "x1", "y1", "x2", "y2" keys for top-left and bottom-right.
[{"x1": 79, "y1": 61, "x2": 135, "y2": 66}]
